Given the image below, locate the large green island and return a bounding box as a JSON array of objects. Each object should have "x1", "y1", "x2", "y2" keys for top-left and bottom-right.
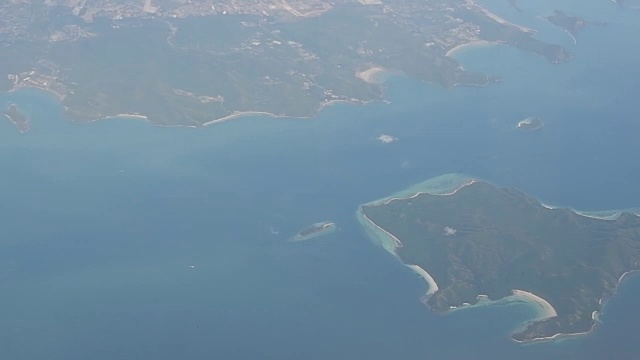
[{"x1": 359, "y1": 175, "x2": 640, "y2": 342}]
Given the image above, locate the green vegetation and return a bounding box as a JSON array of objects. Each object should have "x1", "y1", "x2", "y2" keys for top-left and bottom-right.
[
  {"x1": 361, "y1": 181, "x2": 640, "y2": 342},
  {"x1": 2, "y1": 1, "x2": 571, "y2": 126},
  {"x1": 290, "y1": 221, "x2": 337, "y2": 242}
]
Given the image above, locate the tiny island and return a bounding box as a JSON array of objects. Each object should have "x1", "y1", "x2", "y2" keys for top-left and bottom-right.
[
  {"x1": 517, "y1": 116, "x2": 544, "y2": 131},
  {"x1": 289, "y1": 221, "x2": 337, "y2": 242},
  {"x1": 359, "y1": 175, "x2": 640, "y2": 343},
  {"x1": 3, "y1": 103, "x2": 30, "y2": 133}
]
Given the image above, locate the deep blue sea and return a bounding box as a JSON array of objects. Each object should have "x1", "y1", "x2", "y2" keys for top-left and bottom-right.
[{"x1": 1, "y1": 0, "x2": 639, "y2": 359}]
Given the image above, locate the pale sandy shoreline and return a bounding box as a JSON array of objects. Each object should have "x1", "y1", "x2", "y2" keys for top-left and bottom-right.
[
  {"x1": 516, "y1": 327, "x2": 594, "y2": 344},
  {"x1": 357, "y1": 177, "x2": 475, "y2": 308},
  {"x1": 105, "y1": 97, "x2": 376, "y2": 127},
  {"x1": 511, "y1": 289, "x2": 557, "y2": 320},
  {"x1": 476, "y1": 4, "x2": 535, "y2": 34},
  {"x1": 86, "y1": 112, "x2": 201, "y2": 130},
  {"x1": 357, "y1": 175, "x2": 477, "y2": 255},
  {"x1": 100, "y1": 113, "x2": 149, "y2": 121},
  {"x1": 357, "y1": 176, "x2": 476, "y2": 254},
  {"x1": 201, "y1": 110, "x2": 286, "y2": 126},
  {"x1": 536, "y1": 15, "x2": 578, "y2": 45},
  {"x1": 444, "y1": 289, "x2": 558, "y2": 321},
  {"x1": 445, "y1": 40, "x2": 497, "y2": 58},
  {"x1": 539, "y1": 200, "x2": 640, "y2": 221},
  {"x1": 8, "y1": 85, "x2": 380, "y2": 129},
  {"x1": 406, "y1": 264, "x2": 439, "y2": 296},
  {"x1": 358, "y1": 209, "x2": 440, "y2": 299},
  {"x1": 563, "y1": 29, "x2": 577, "y2": 45},
  {"x1": 359, "y1": 211, "x2": 404, "y2": 249},
  {"x1": 378, "y1": 179, "x2": 477, "y2": 206},
  {"x1": 358, "y1": 175, "x2": 640, "y2": 344},
  {"x1": 513, "y1": 270, "x2": 640, "y2": 344}
]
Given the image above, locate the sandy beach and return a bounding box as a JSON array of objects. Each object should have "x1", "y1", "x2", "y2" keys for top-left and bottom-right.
[
  {"x1": 476, "y1": 4, "x2": 534, "y2": 33},
  {"x1": 564, "y1": 30, "x2": 577, "y2": 45},
  {"x1": 574, "y1": 211, "x2": 621, "y2": 221},
  {"x1": 516, "y1": 271, "x2": 640, "y2": 343},
  {"x1": 536, "y1": 15, "x2": 578, "y2": 44},
  {"x1": 203, "y1": 97, "x2": 374, "y2": 127},
  {"x1": 539, "y1": 201, "x2": 557, "y2": 210},
  {"x1": 618, "y1": 270, "x2": 639, "y2": 284},
  {"x1": 357, "y1": 178, "x2": 477, "y2": 301},
  {"x1": 359, "y1": 211, "x2": 404, "y2": 249},
  {"x1": 539, "y1": 201, "x2": 640, "y2": 221},
  {"x1": 10, "y1": 78, "x2": 381, "y2": 129},
  {"x1": 445, "y1": 40, "x2": 496, "y2": 58},
  {"x1": 511, "y1": 289, "x2": 558, "y2": 320},
  {"x1": 406, "y1": 264, "x2": 439, "y2": 296},
  {"x1": 379, "y1": 179, "x2": 476, "y2": 206},
  {"x1": 357, "y1": 175, "x2": 640, "y2": 344},
  {"x1": 102, "y1": 113, "x2": 149, "y2": 121},
  {"x1": 202, "y1": 110, "x2": 284, "y2": 126}
]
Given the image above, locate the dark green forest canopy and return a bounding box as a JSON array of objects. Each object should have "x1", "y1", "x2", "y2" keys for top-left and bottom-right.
[{"x1": 362, "y1": 181, "x2": 640, "y2": 342}]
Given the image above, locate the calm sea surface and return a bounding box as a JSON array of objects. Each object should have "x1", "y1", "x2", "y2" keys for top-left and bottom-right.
[{"x1": 1, "y1": 0, "x2": 639, "y2": 359}]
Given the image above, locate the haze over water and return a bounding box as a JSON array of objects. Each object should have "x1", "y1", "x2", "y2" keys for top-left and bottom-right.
[{"x1": 1, "y1": 0, "x2": 639, "y2": 359}]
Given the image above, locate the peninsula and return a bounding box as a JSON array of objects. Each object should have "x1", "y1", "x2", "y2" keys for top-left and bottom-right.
[{"x1": 359, "y1": 177, "x2": 640, "y2": 342}]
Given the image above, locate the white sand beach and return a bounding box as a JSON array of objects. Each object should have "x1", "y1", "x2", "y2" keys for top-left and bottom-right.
[
  {"x1": 406, "y1": 264, "x2": 439, "y2": 296},
  {"x1": 618, "y1": 270, "x2": 638, "y2": 284},
  {"x1": 202, "y1": 111, "x2": 282, "y2": 126},
  {"x1": 110, "y1": 113, "x2": 148, "y2": 120},
  {"x1": 476, "y1": 5, "x2": 534, "y2": 33},
  {"x1": 539, "y1": 201, "x2": 640, "y2": 221},
  {"x1": 93, "y1": 113, "x2": 150, "y2": 124},
  {"x1": 511, "y1": 289, "x2": 558, "y2": 320},
  {"x1": 379, "y1": 179, "x2": 476, "y2": 206},
  {"x1": 445, "y1": 40, "x2": 496, "y2": 58},
  {"x1": 539, "y1": 201, "x2": 557, "y2": 210},
  {"x1": 360, "y1": 212, "x2": 404, "y2": 249}
]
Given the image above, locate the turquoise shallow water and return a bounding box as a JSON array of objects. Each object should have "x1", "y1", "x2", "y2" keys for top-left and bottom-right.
[{"x1": 1, "y1": 0, "x2": 640, "y2": 359}]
